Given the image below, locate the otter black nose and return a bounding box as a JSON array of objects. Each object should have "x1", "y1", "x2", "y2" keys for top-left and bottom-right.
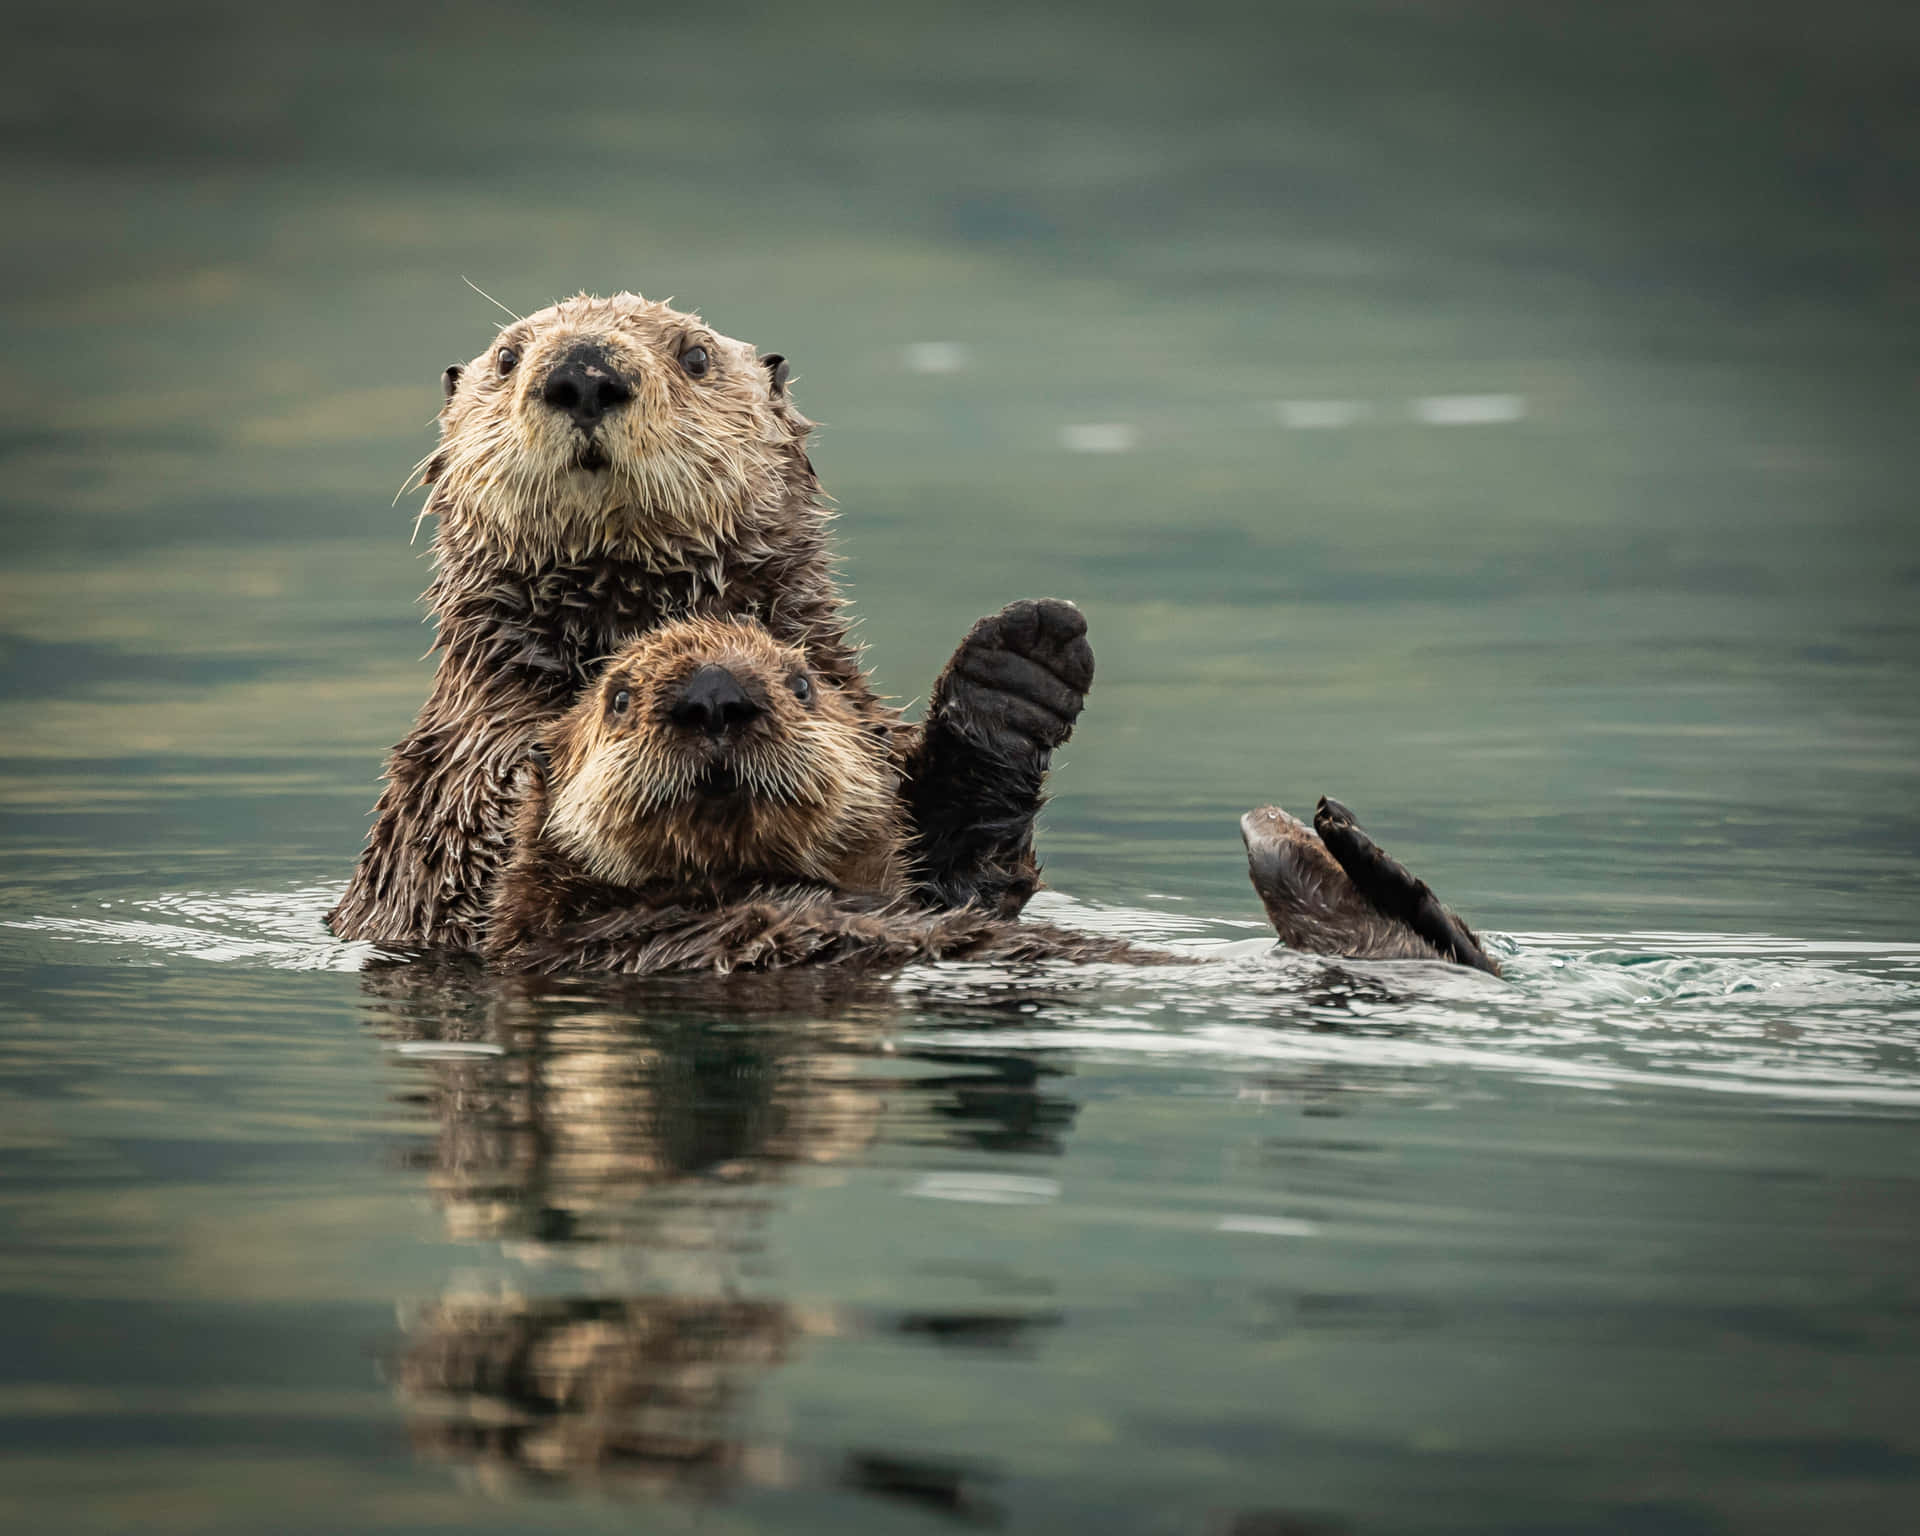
[
  {"x1": 541, "y1": 344, "x2": 634, "y2": 430},
  {"x1": 669, "y1": 665, "x2": 762, "y2": 737}
]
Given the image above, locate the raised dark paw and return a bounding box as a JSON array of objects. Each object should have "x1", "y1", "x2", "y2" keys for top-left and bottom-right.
[{"x1": 932, "y1": 598, "x2": 1094, "y2": 759}]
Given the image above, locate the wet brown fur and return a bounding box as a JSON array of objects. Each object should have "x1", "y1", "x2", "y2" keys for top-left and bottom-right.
[
  {"x1": 487, "y1": 619, "x2": 1499, "y2": 978},
  {"x1": 1241, "y1": 806, "x2": 1442, "y2": 959},
  {"x1": 327, "y1": 292, "x2": 885, "y2": 951},
  {"x1": 487, "y1": 620, "x2": 1156, "y2": 976},
  {"x1": 538, "y1": 617, "x2": 904, "y2": 896},
  {"x1": 1241, "y1": 803, "x2": 1500, "y2": 974}
]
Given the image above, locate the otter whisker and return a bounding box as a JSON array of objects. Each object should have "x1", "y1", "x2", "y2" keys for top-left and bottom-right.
[
  {"x1": 461, "y1": 275, "x2": 523, "y2": 322},
  {"x1": 394, "y1": 446, "x2": 439, "y2": 510}
]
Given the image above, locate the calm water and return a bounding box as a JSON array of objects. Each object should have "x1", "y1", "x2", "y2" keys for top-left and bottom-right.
[{"x1": 3, "y1": 3, "x2": 1918, "y2": 1532}]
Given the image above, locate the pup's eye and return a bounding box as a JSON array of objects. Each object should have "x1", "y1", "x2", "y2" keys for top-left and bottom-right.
[
  {"x1": 788, "y1": 673, "x2": 812, "y2": 702},
  {"x1": 680, "y1": 345, "x2": 710, "y2": 379},
  {"x1": 496, "y1": 346, "x2": 518, "y2": 374},
  {"x1": 609, "y1": 688, "x2": 631, "y2": 715}
]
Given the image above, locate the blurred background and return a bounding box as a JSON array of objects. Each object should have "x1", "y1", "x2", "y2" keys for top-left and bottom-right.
[
  {"x1": 2, "y1": 0, "x2": 1914, "y2": 934},
  {"x1": 3, "y1": 5, "x2": 1920, "y2": 1534}
]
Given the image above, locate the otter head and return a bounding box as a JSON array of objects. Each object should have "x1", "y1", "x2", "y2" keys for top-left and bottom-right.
[
  {"x1": 426, "y1": 292, "x2": 810, "y2": 567},
  {"x1": 536, "y1": 617, "x2": 902, "y2": 894}
]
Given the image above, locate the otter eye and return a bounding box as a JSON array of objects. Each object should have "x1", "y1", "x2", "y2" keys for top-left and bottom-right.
[
  {"x1": 680, "y1": 345, "x2": 710, "y2": 379},
  {"x1": 496, "y1": 345, "x2": 518, "y2": 375},
  {"x1": 788, "y1": 672, "x2": 812, "y2": 702},
  {"x1": 609, "y1": 688, "x2": 631, "y2": 716}
]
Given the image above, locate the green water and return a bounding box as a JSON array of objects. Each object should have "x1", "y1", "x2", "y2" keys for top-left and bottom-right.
[{"x1": 3, "y1": 3, "x2": 1918, "y2": 1531}]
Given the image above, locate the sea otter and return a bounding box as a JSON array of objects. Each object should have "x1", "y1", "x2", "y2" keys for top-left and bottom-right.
[
  {"x1": 485, "y1": 617, "x2": 1499, "y2": 976},
  {"x1": 327, "y1": 292, "x2": 1089, "y2": 950}
]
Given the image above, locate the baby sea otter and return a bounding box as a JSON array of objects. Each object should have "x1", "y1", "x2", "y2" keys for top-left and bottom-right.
[
  {"x1": 328, "y1": 292, "x2": 1088, "y2": 951},
  {"x1": 485, "y1": 618, "x2": 1499, "y2": 977}
]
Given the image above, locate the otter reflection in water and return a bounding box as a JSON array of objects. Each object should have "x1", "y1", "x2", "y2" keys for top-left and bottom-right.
[{"x1": 365, "y1": 964, "x2": 1072, "y2": 1507}]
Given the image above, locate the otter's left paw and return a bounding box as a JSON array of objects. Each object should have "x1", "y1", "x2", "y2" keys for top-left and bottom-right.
[{"x1": 931, "y1": 598, "x2": 1094, "y2": 759}]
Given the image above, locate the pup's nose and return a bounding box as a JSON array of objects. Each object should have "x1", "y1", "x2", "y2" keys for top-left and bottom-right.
[
  {"x1": 540, "y1": 343, "x2": 634, "y2": 430},
  {"x1": 669, "y1": 665, "x2": 762, "y2": 737}
]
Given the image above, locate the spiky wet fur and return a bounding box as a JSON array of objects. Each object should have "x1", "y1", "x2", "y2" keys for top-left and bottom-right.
[
  {"x1": 423, "y1": 294, "x2": 811, "y2": 576},
  {"x1": 329, "y1": 291, "x2": 1069, "y2": 951},
  {"x1": 540, "y1": 618, "x2": 904, "y2": 893},
  {"x1": 328, "y1": 292, "x2": 884, "y2": 951},
  {"x1": 486, "y1": 619, "x2": 1162, "y2": 977}
]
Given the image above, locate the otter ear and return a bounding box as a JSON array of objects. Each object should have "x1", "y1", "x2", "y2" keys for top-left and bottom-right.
[
  {"x1": 442, "y1": 364, "x2": 463, "y2": 399},
  {"x1": 761, "y1": 353, "x2": 790, "y2": 396}
]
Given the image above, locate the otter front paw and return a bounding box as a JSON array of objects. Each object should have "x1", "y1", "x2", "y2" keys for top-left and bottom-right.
[
  {"x1": 929, "y1": 598, "x2": 1094, "y2": 761},
  {"x1": 902, "y1": 599, "x2": 1093, "y2": 917}
]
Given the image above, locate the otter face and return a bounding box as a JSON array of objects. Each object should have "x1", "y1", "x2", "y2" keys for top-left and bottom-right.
[
  {"x1": 427, "y1": 292, "x2": 808, "y2": 567},
  {"x1": 539, "y1": 617, "x2": 901, "y2": 893}
]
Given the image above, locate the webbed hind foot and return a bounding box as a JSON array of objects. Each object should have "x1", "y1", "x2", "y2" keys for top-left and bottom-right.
[{"x1": 1312, "y1": 797, "x2": 1500, "y2": 976}]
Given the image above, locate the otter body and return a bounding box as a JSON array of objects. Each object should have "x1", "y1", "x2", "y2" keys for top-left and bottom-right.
[
  {"x1": 329, "y1": 293, "x2": 1087, "y2": 950},
  {"x1": 486, "y1": 617, "x2": 1139, "y2": 975},
  {"x1": 486, "y1": 618, "x2": 1498, "y2": 978}
]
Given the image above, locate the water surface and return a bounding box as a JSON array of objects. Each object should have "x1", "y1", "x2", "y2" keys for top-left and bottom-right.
[{"x1": 3, "y1": 3, "x2": 1917, "y2": 1532}]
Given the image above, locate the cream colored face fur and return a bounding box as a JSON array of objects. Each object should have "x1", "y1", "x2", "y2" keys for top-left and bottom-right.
[
  {"x1": 425, "y1": 292, "x2": 808, "y2": 568},
  {"x1": 541, "y1": 617, "x2": 902, "y2": 892}
]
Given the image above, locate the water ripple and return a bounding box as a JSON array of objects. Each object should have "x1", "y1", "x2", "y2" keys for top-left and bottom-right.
[{"x1": 6, "y1": 884, "x2": 1918, "y2": 1109}]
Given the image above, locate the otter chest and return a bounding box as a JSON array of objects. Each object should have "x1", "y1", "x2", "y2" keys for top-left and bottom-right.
[{"x1": 487, "y1": 558, "x2": 779, "y2": 697}]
